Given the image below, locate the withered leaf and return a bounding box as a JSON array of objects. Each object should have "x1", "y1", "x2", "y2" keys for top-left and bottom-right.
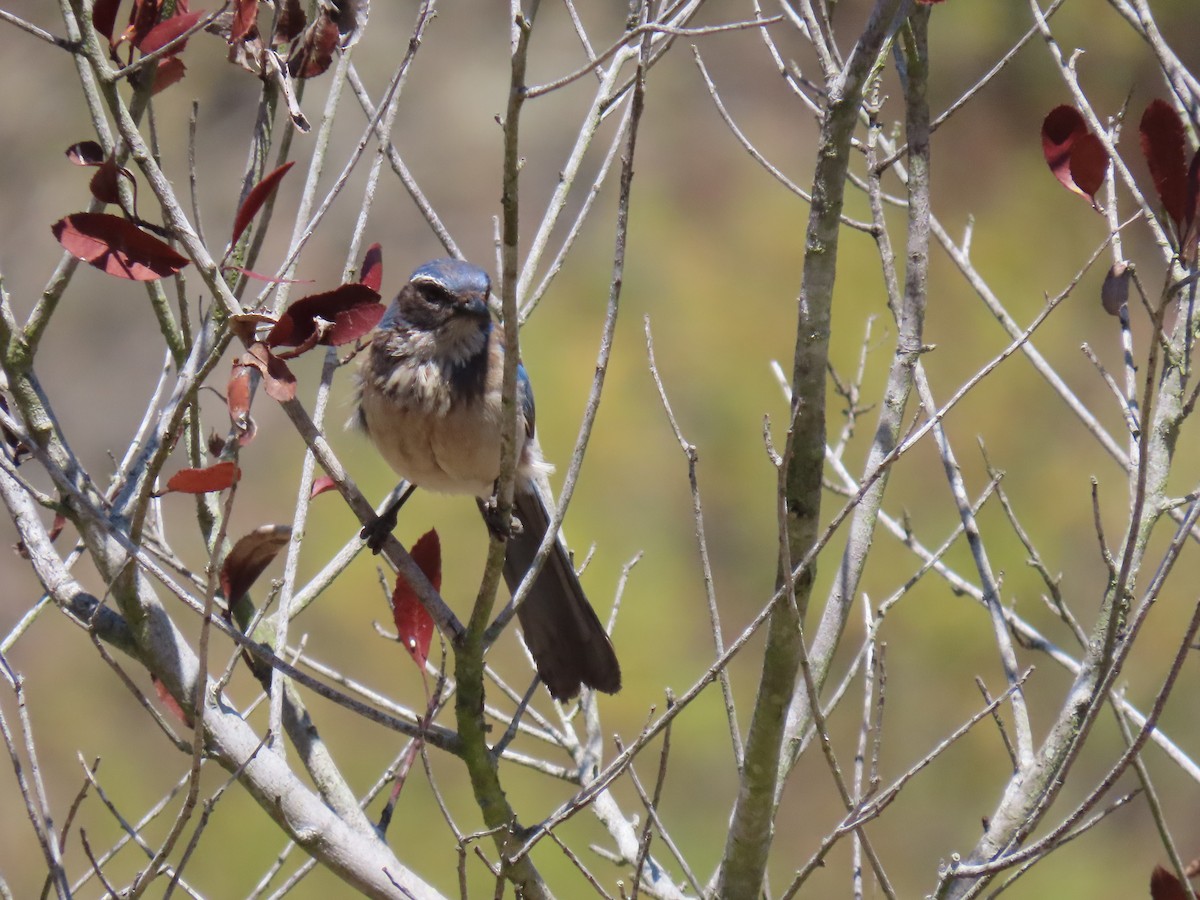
[{"x1": 220, "y1": 524, "x2": 292, "y2": 602}]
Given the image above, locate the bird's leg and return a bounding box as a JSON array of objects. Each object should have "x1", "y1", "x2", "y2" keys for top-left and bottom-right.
[
  {"x1": 361, "y1": 482, "x2": 417, "y2": 552},
  {"x1": 478, "y1": 483, "x2": 524, "y2": 541}
]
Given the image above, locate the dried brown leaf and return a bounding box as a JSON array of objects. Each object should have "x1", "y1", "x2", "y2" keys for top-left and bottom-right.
[
  {"x1": 220, "y1": 524, "x2": 292, "y2": 602},
  {"x1": 1100, "y1": 262, "x2": 1131, "y2": 317},
  {"x1": 287, "y1": 10, "x2": 339, "y2": 78},
  {"x1": 230, "y1": 0, "x2": 258, "y2": 43}
]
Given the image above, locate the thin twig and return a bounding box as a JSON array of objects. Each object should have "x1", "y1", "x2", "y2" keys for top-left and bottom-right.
[
  {"x1": 644, "y1": 315, "x2": 741, "y2": 767},
  {"x1": 525, "y1": 14, "x2": 784, "y2": 99},
  {"x1": 0, "y1": 9, "x2": 75, "y2": 48}
]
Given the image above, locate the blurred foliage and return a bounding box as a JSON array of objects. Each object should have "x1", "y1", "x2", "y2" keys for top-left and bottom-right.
[{"x1": 2, "y1": 1, "x2": 1200, "y2": 898}]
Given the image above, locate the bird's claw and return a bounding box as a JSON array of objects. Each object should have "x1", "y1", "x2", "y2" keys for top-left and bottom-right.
[
  {"x1": 360, "y1": 509, "x2": 398, "y2": 553},
  {"x1": 481, "y1": 498, "x2": 523, "y2": 541}
]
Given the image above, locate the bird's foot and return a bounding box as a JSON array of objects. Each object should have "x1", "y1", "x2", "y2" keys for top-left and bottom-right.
[
  {"x1": 361, "y1": 482, "x2": 417, "y2": 553},
  {"x1": 480, "y1": 497, "x2": 523, "y2": 541},
  {"x1": 360, "y1": 508, "x2": 398, "y2": 553}
]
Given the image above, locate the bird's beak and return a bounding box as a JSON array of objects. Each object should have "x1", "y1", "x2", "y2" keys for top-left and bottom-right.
[
  {"x1": 377, "y1": 300, "x2": 402, "y2": 331},
  {"x1": 461, "y1": 294, "x2": 490, "y2": 319}
]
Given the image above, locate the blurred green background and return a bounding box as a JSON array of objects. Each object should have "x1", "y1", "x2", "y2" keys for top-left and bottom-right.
[{"x1": 2, "y1": 1, "x2": 1200, "y2": 897}]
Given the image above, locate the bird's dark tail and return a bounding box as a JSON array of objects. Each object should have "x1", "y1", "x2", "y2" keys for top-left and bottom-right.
[{"x1": 503, "y1": 490, "x2": 621, "y2": 701}]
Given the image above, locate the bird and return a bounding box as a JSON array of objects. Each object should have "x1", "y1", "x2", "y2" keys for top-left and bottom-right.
[{"x1": 353, "y1": 257, "x2": 621, "y2": 701}]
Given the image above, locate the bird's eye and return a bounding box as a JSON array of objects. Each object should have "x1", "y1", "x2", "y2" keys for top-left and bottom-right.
[{"x1": 420, "y1": 284, "x2": 455, "y2": 307}]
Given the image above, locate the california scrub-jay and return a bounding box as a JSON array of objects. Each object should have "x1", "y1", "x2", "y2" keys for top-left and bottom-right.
[{"x1": 354, "y1": 258, "x2": 621, "y2": 701}]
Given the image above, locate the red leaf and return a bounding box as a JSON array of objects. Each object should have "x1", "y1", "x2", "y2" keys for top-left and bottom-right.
[
  {"x1": 326, "y1": 301, "x2": 385, "y2": 346},
  {"x1": 390, "y1": 529, "x2": 440, "y2": 669},
  {"x1": 136, "y1": 9, "x2": 205, "y2": 55},
  {"x1": 52, "y1": 213, "x2": 189, "y2": 281},
  {"x1": 231, "y1": 0, "x2": 258, "y2": 42},
  {"x1": 65, "y1": 144, "x2": 138, "y2": 210},
  {"x1": 220, "y1": 525, "x2": 291, "y2": 602},
  {"x1": 1140, "y1": 99, "x2": 1189, "y2": 234},
  {"x1": 163, "y1": 461, "x2": 241, "y2": 494},
  {"x1": 1184, "y1": 150, "x2": 1200, "y2": 261},
  {"x1": 152, "y1": 675, "x2": 193, "y2": 726},
  {"x1": 65, "y1": 141, "x2": 106, "y2": 166},
  {"x1": 266, "y1": 283, "x2": 383, "y2": 349},
  {"x1": 88, "y1": 161, "x2": 123, "y2": 205},
  {"x1": 230, "y1": 161, "x2": 295, "y2": 249},
  {"x1": 360, "y1": 242, "x2": 383, "y2": 293},
  {"x1": 310, "y1": 475, "x2": 338, "y2": 498},
  {"x1": 1041, "y1": 106, "x2": 1105, "y2": 207},
  {"x1": 1150, "y1": 865, "x2": 1192, "y2": 900},
  {"x1": 411, "y1": 530, "x2": 442, "y2": 593},
  {"x1": 92, "y1": 0, "x2": 122, "y2": 42},
  {"x1": 1067, "y1": 132, "x2": 1107, "y2": 205},
  {"x1": 152, "y1": 56, "x2": 187, "y2": 94},
  {"x1": 1043, "y1": 106, "x2": 1087, "y2": 188},
  {"x1": 128, "y1": 0, "x2": 161, "y2": 50},
  {"x1": 259, "y1": 346, "x2": 297, "y2": 402}
]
